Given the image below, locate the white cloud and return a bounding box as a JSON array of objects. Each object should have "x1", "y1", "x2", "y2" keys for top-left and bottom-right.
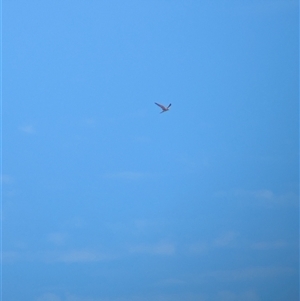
[
  {"x1": 47, "y1": 232, "x2": 67, "y2": 245},
  {"x1": 106, "y1": 219, "x2": 162, "y2": 233},
  {"x1": 19, "y1": 124, "x2": 36, "y2": 134},
  {"x1": 253, "y1": 189, "x2": 274, "y2": 199},
  {"x1": 2, "y1": 249, "x2": 118, "y2": 264},
  {"x1": 213, "y1": 231, "x2": 239, "y2": 247},
  {"x1": 103, "y1": 171, "x2": 148, "y2": 180},
  {"x1": 48, "y1": 249, "x2": 116, "y2": 263},
  {"x1": 2, "y1": 251, "x2": 21, "y2": 263},
  {"x1": 188, "y1": 242, "x2": 209, "y2": 254},
  {"x1": 83, "y1": 118, "x2": 96, "y2": 126},
  {"x1": 36, "y1": 291, "x2": 261, "y2": 301},
  {"x1": 250, "y1": 240, "x2": 288, "y2": 250},
  {"x1": 1, "y1": 174, "x2": 14, "y2": 184},
  {"x1": 217, "y1": 290, "x2": 259, "y2": 301},
  {"x1": 229, "y1": 0, "x2": 297, "y2": 17},
  {"x1": 247, "y1": 189, "x2": 298, "y2": 206},
  {"x1": 158, "y1": 278, "x2": 186, "y2": 286},
  {"x1": 65, "y1": 295, "x2": 96, "y2": 301},
  {"x1": 214, "y1": 189, "x2": 298, "y2": 206},
  {"x1": 206, "y1": 266, "x2": 295, "y2": 281},
  {"x1": 134, "y1": 135, "x2": 152, "y2": 144},
  {"x1": 187, "y1": 232, "x2": 297, "y2": 258},
  {"x1": 63, "y1": 216, "x2": 85, "y2": 229},
  {"x1": 188, "y1": 231, "x2": 239, "y2": 255},
  {"x1": 1, "y1": 174, "x2": 17, "y2": 199},
  {"x1": 37, "y1": 293, "x2": 62, "y2": 301},
  {"x1": 132, "y1": 219, "x2": 163, "y2": 234},
  {"x1": 129, "y1": 242, "x2": 175, "y2": 255},
  {"x1": 65, "y1": 293, "x2": 207, "y2": 301}
]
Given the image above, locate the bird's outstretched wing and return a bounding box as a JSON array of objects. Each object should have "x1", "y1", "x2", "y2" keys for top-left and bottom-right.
[
  {"x1": 155, "y1": 102, "x2": 167, "y2": 110},
  {"x1": 167, "y1": 103, "x2": 171, "y2": 109}
]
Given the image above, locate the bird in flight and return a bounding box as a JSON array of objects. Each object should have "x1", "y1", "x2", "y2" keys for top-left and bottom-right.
[{"x1": 154, "y1": 102, "x2": 172, "y2": 113}]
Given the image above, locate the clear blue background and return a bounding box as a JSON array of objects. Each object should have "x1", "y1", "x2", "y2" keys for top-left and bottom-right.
[{"x1": 2, "y1": 1, "x2": 299, "y2": 300}]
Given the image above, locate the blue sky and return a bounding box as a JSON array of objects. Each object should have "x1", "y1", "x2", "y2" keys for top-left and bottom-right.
[{"x1": 2, "y1": 1, "x2": 299, "y2": 300}]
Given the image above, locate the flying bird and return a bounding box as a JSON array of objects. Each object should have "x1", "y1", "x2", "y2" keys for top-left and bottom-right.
[{"x1": 154, "y1": 102, "x2": 172, "y2": 113}]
